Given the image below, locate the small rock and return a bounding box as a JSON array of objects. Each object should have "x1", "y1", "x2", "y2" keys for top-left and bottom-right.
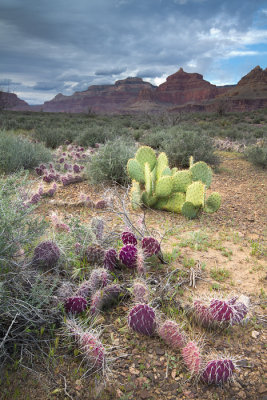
[
  {"x1": 155, "y1": 347, "x2": 165, "y2": 356},
  {"x1": 238, "y1": 391, "x2": 246, "y2": 399},
  {"x1": 251, "y1": 330, "x2": 260, "y2": 339},
  {"x1": 259, "y1": 385, "x2": 267, "y2": 394}
]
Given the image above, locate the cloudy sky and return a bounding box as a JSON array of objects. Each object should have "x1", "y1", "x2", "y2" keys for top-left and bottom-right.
[{"x1": 0, "y1": 0, "x2": 266, "y2": 104}]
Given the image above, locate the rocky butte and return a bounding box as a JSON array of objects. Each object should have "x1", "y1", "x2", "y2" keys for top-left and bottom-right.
[
  {"x1": 41, "y1": 77, "x2": 156, "y2": 113},
  {"x1": 1, "y1": 66, "x2": 267, "y2": 113}
]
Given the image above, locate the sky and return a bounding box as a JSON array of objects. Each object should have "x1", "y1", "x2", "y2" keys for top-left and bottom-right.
[{"x1": 0, "y1": 0, "x2": 267, "y2": 104}]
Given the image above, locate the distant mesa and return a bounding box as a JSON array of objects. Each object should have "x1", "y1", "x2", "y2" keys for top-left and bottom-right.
[
  {"x1": 0, "y1": 90, "x2": 29, "y2": 111},
  {"x1": 1, "y1": 66, "x2": 267, "y2": 113}
]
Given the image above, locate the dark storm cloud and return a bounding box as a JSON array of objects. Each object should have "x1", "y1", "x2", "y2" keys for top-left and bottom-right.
[
  {"x1": 95, "y1": 67, "x2": 127, "y2": 76},
  {"x1": 0, "y1": 0, "x2": 266, "y2": 103}
]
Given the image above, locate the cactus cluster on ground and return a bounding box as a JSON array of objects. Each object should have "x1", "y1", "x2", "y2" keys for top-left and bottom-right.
[{"x1": 127, "y1": 145, "x2": 221, "y2": 218}]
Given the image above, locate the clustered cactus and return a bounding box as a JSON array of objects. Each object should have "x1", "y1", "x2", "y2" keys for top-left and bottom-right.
[
  {"x1": 32, "y1": 240, "x2": 60, "y2": 269},
  {"x1": 127, "y1": 146, "x2": 221, "y2": 218}
]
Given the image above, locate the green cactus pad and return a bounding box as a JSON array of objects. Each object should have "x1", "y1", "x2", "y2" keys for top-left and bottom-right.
[
  {"x1": 135, "y1": 146, "x2": 157, "y2": 170},
  {"x1": 156, "y1": 152, "x2": 169, "y2": 180},
  {"x1": 130, "y1": 180, "x2": 142, "y2": 210},
  {"x1": 173, "y1": 170, "x2": 192, "y2": 193},
  {"x1": 155, "y1": 176, "x2": 173, "y2": 198},
  {"x1": 186, "y1": 181, "x2": 205, "y2": 207},
  {"x1": 204, "y1": 192, "x2": 221, "y2": 213},
  {"x1": 163, "y1": 192, "x2": 186, "y2": 213},
  {"x1": 144, "y1": 162, "x2": 152, "y2": 196},
  {"x1": 142, "y1": 191, "x2": 158, "y2": 207},
  {"x1": 190, "y1": 161, "x2": 212, "y2": 188},
  {"x1": 162, "y1": 167, "x2": 172, "y2": 176},
  {"x1": 181, "y1": 201, "x2": 199, "y2": 219},
  {"x1": 154, "y1": 197, "x2": 169, "y2": 210},
  {"x1": 127, "y1": 158, "x2": 145, "y2": 183}
]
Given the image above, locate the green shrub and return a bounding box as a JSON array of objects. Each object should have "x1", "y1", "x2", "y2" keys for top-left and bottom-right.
[
  {"x1": 0, "y1": 131, "x2": 52, "y2": 173},
  {"x1": 87, "y1": 137, "x2": 136, "y2": 185},
  {"x1": 34, "y1": 126, "x2": 77, "y2": 148},
  {"x1": 160, "y1": 129, "x2": 219, "y2": 167},
  {"x1": 244, "y1": 145, "x2": 267, "y2": 168},
  {"x1": 0, "y1": 171, "x2": 47, "y2": 270}
]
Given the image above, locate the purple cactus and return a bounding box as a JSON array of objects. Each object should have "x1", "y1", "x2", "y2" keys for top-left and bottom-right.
[
  {"x1": 141, "y1": 237, "x2": 161, "y2": 257},
  {"x1": 119, "y1": 244, "x2": 138, "y2": 268},
  {"x1": 61, "y1": 175, "x2": 84, "y2": 186},
  {"x1": 121, "y1": 231, "x2": 138, "y2": 246},
  {"x1": 64, "y1": 296, "x2": 88, "y2": 314},
  {"x1": 91, "y1": 217, "x2": 104, "y2": 241},
  {"x1": 43, "y1": 174, "x2": 54, "y2": 183},
  {"x1": 104, "y1": 248, "x2": 118, "y2": 271},
  {"x1": 89, "y1": 268, "x2": 111, "y2": 294},
  {"x1": 202, "y1": 359, "x2": 235, "y2": 385},
  {"x1": 32, "y1": 240, "x2": 60, "y2": 268},
  {"x1": 128, "y1": 304, "x2": 157, "y2": 336},
  {"x1": 35, "y1": 167, "x2": 44, "y2": 176},
  {"x1": 75, "y1": 280, "x2": 92, "y2": 298},
  {"x1": 136, "y1": 252, "x2": 146, "y2": 274},
  {"x1": 133, "y1": 281, "x2": 150, "y2": 304},
  {"x1": 73, "y1": 164, "x2": 80, "y2": 173},
  {"x1": 158, "y1": 320, "x2": 186, "y2": 349},
  {"x1": 90, "y1": 284, "x2": 121, "y2": 314},
  {"x1": 59, "y1": 157, "x2": 65, "y2": 163},
  {"x1": 85, "y1": 245, "x2": 105, "y2": 265},
  {"x1": 80, "y1": 332, "x2": 106, "y2": 369},
  {"x1": 29, "y1": 193, "x2": 41, "y2": 204},
  {"x1": 43, "y1": 183, "x2": 57, "y2": 197},
  {"x1": 95, "y1": 200, "x2": 108, "y2": 209},
  {"x1": 194, "y1": 297, "x2": 248, "y2": 327},
  {"x1": 182, "y1": 341, "x2": 202, "y2": 375}
]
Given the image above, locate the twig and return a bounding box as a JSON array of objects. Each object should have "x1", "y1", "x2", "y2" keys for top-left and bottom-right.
[{"x1": 60, "y1": 374, "x2": 74, "y2": 400}]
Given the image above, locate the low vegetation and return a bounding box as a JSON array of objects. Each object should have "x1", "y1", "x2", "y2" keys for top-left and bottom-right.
[{"x1": 0, "y1": 108, "x2": 266, "y2": 400}]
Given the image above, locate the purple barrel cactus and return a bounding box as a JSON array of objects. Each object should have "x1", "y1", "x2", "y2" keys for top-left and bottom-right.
[
  {"x1": 95, "y1": 200, "x2": 108, "y2": 209},
  {"x1": 119, "y1": 244, "x2": 138, "y2": 268},
  {"x1": 141, "y1": 237, "x2": 161, "y2": 258},
  {"x1": 194, "y1": 297, "x2": 248, "y2": 327},
  {"x1": 32, "y1": 240, "x2": 60, "y2": 268},
  {"x1": 136, "y1": 252, "x2": 146, "y2": 274},
  {"x1": 91, "y1": 217, "x2": 104, "y2": 241},
  {"x1": 158, "y1": 320, "x2": 186, "y2": 349},
  {"x1": 73, "y1": 164, "x2": 80, "y2": 173},
  {"x1": 90, "y1": 284, "x2": 121, "y2": 315},
  {"x1": 202, "y1": 359, "x2": 235, "y2": 385},
  {"x1": 64, "y1": 296, "x2": 88, "y2": 314},
  {"x1": 104, "y1": 248, "x2": 118, "y2": 271},
  {"x1": 133, "y1": 281, "x2": 150, "y2": 304},
  {"x1": 121, "y1": 231, "x2": 138, "y2": 246},
  {"x1": 29, "y1": 193, "x2": 41, "y2": 204},
  {"x1": 85, "y1": 245, "x2": 105, "y2": 265},
  {"x1": 80, "y1": 332, "x2": 106, "y2": 369},
  {"x1": 182, "y1": 341, "x2": 202, "y2": 375},
  {"x1": 89, "y1": 268, "x2": 111, "y2": 294},
  {"x1": 128, "y1": 304, "x2": 157, "y2": 336},
  {"x1": 75, "y1": 280, "x2": 92, "y2": 298}
]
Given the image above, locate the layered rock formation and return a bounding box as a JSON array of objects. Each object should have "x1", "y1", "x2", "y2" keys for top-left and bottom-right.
[
  {"x1": 42, "y1": 77, "x2": 156, "y2": 113},
  {"x1": 2, "y1": 66, "x2": 266, "y2": 114},
  {"x1": 0, "y1": 91, "x2": 29, "y2": 111}
]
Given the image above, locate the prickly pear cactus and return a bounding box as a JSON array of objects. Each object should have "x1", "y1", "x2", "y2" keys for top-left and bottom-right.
[
  {"x1": 119, "y1": 244, "x2": 138, "y2": 268},
  {"x1": 127, "y1": 146, "x2": 221, "y2": 218}
]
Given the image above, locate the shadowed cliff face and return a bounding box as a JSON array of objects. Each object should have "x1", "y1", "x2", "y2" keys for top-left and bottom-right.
[{"x1": 0, "y1": 91, "x2": 29, "y2": 111}]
